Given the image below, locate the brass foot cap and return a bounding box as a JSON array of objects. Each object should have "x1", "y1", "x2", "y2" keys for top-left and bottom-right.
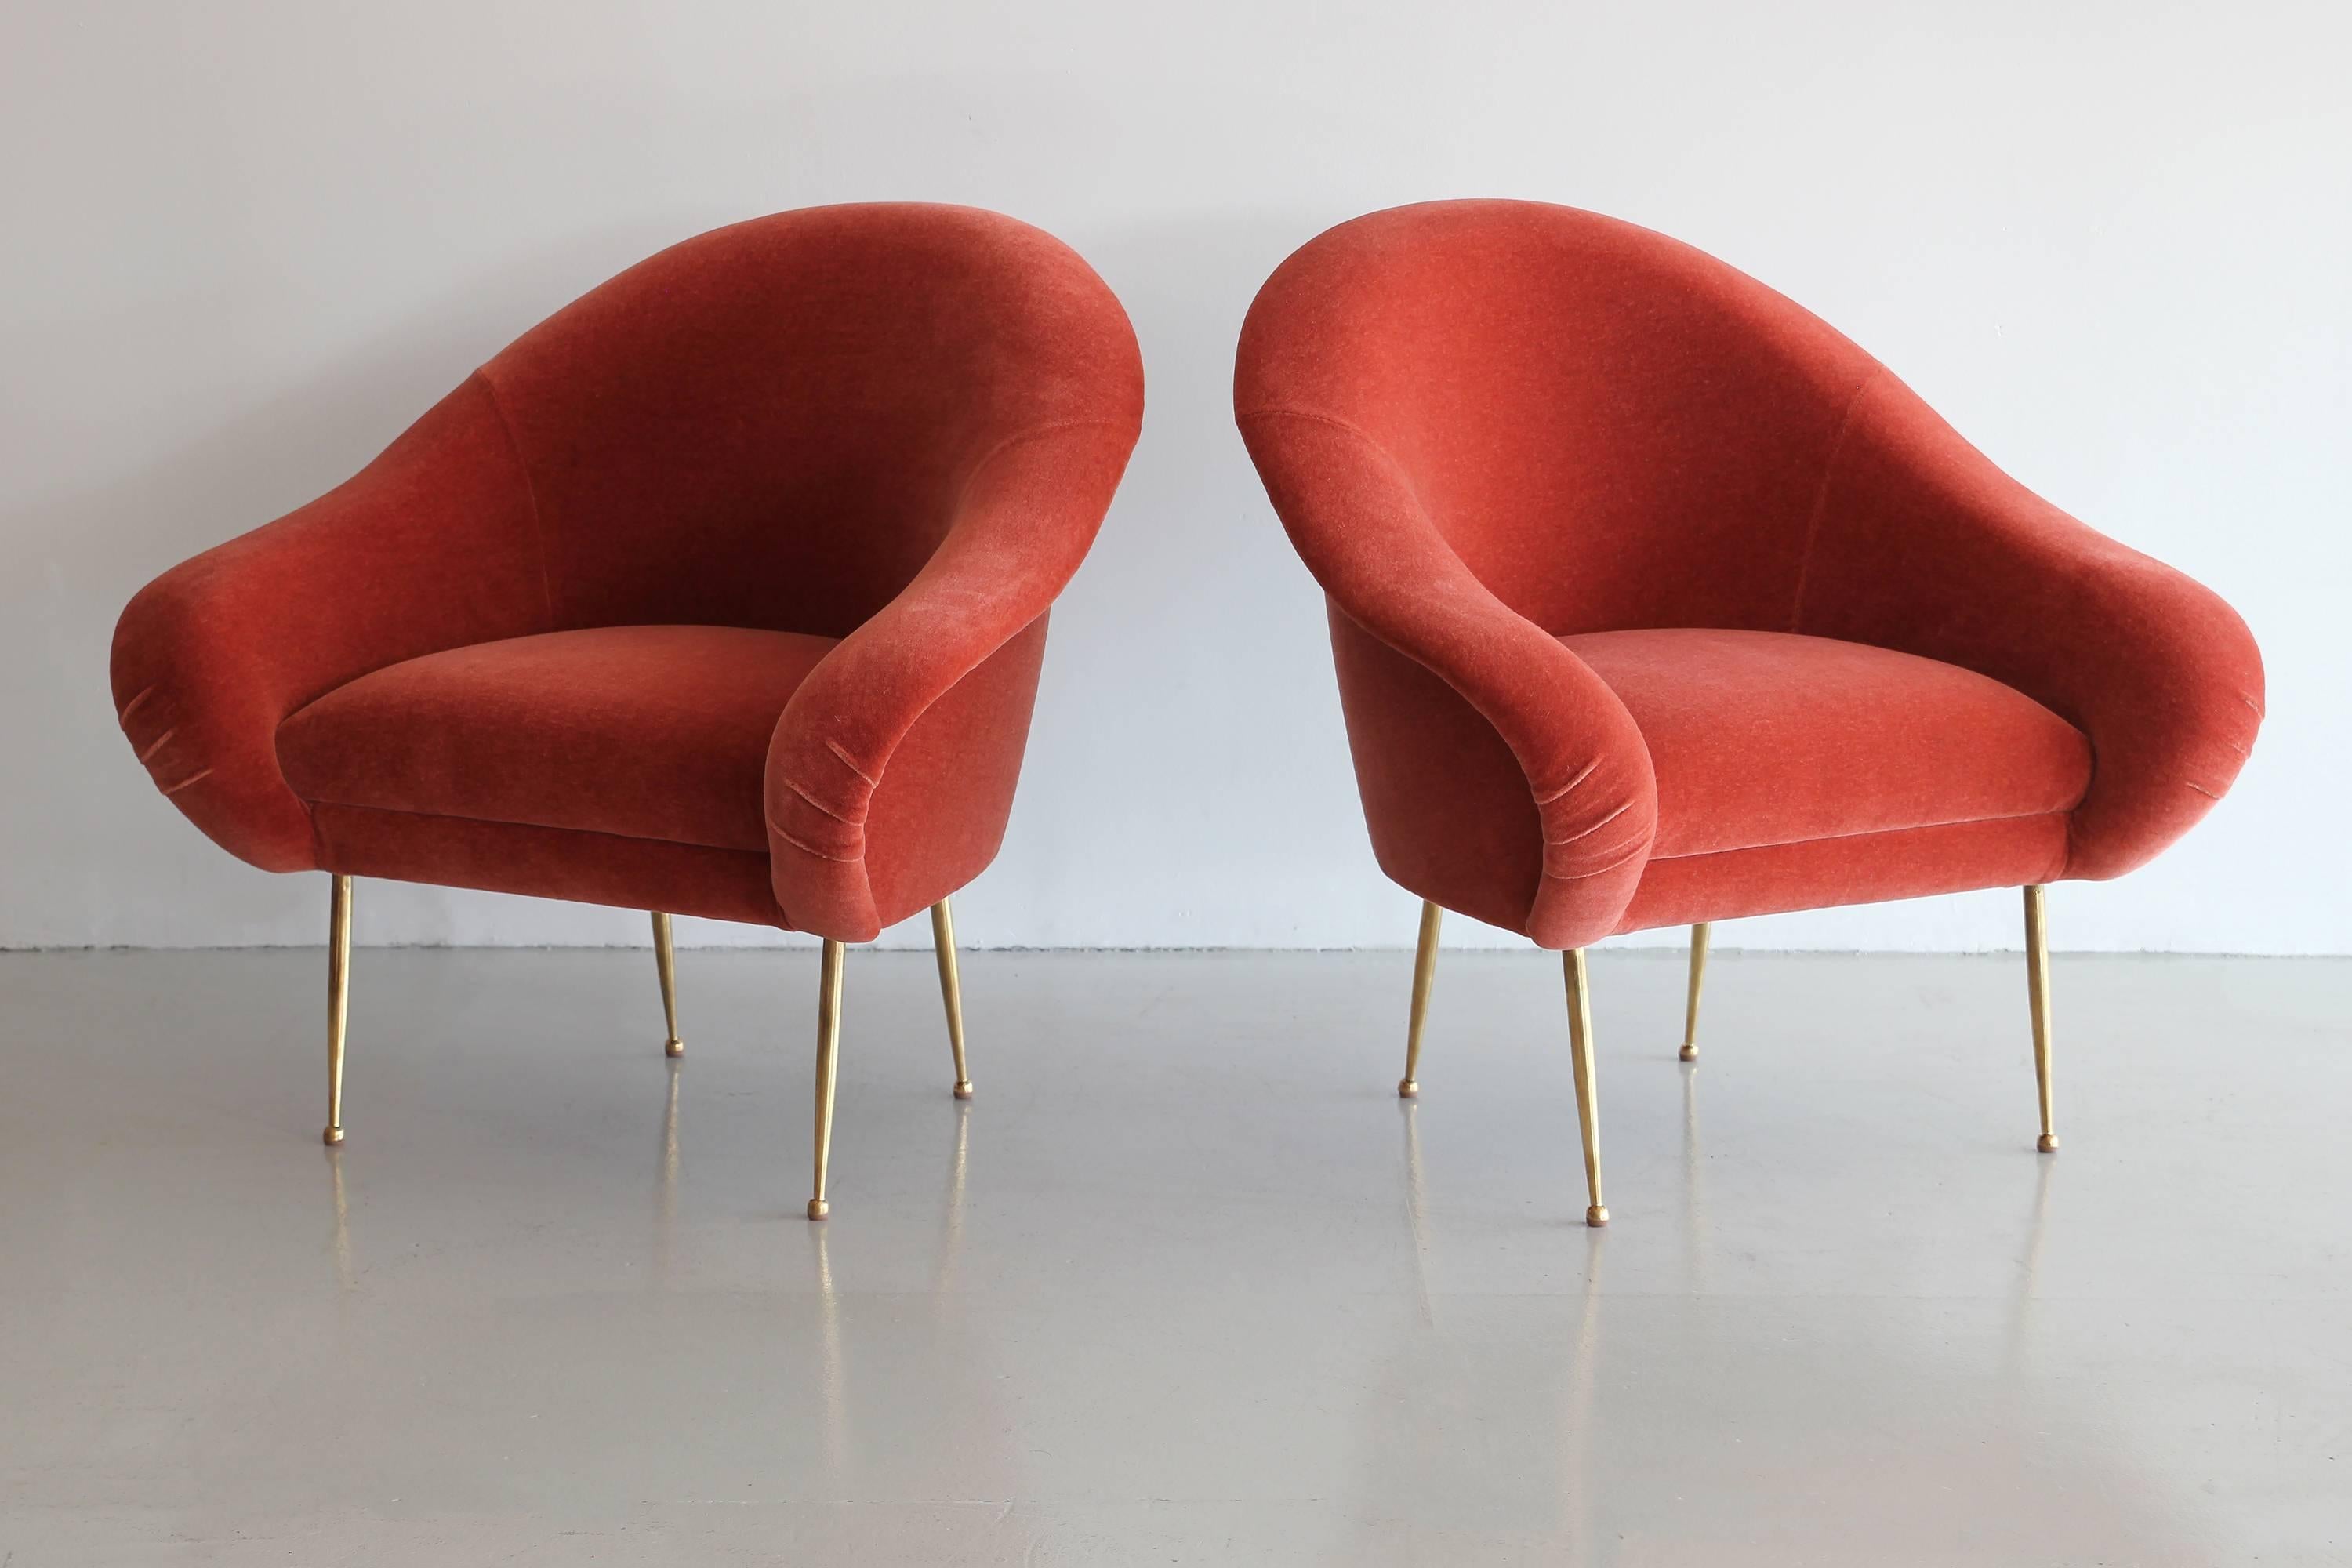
[
  {"x1": 806, "y1": 1199, "x2": 829, "y2": 1221},
  {"x1": 321, "y1": 1126, "x2": 344, "y2": 1146},
  {"x1": 2038, "y1": 1134, "x2": 2060, "y2": 1153},
  {"x1": 1397, "y1": 1078, "x2": 1419, "y2": 1098},
  {"x1": 1678, "y1": 1044, "x2": 1699, "y2": 1062},
  {"x1": 953, "y1": 1080, "x2": 974, "y2": 1100},
  {"x1": 664, "y1": 1037, "x2": 684, "y2": 1058},
  {"x1": 1585, "y1": 1205, "x2": 1610, "y2": 1228}
]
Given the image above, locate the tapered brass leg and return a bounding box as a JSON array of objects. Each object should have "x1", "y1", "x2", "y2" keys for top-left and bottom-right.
[
  {"x1": 1678, "y1": 922, "x2": 1710, "y2": 1061},
  {"x1": 808, "y1": 938, "x2": 847, "y2": 1220},
  {"x1": 1398, "y1": 900, "x2": 1442, "y2": 1097},
  {"x1": 652, "y1": 912, "x2": 684, "y2": 1058},
  {"x1": 1563, "y1": 948, "x2": 1607, "y2": 1226},
  {"x1": 931, "y1": 900, "x2": 972, "y2": 1098},
  {"x1": 2024, "y1": 885, "x2": 2058, "y2": 1153},
  {"x1": 323, "y1": 874, "x2": 351, "y2": 1145}
]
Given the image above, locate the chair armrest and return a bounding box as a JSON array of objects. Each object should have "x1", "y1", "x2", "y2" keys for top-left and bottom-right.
[
  {"x1": 1797, "y1": 371, "x2": 2263, "y2": 880},
  {"x1": 1237, "y1": 407, "x2": 1657, "y2": 948},
  {"x1": 108, "y1": 374, "x2": 552, "y2": 871},
  {"x1": 764, "y1": 417, "x2": 1138, "y2": 939}
]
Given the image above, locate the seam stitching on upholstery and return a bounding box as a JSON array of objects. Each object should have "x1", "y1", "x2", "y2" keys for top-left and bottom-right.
[
  {"x1": 779, "y1": 776, "x2": 858, "y2": 824},
  {"x1": 1238, "y1": 407, "x2": 1449, "y2": 528},
  {"x1": 1236, "y1": 405, "x2": 1382, "y2": 442},
  {"x1": 277, "y1": 725, "x2": 332, "y2": 867},
  {"x1": 2061, "y1": 747, "x2": 2094, "y2": 877},
  {"x1": 298, "y1": 795, "x2": 763, "y2": 855},
  {"x1": 957, "y1": 416, "x2": 1130, "y2": 498},
  {"x1": 311, "y1": 800, "x2": 791, "y2": 927},
  {"x1": 768, "y1": 820, "x2": 861, "y2": 862},
  {"x1": 472, "y1": 370, "x2": 561, "y2": 631},
  {"x1": 822, "y1": 739, "x2": 878, "y2": 787},
  {"x1": 1533, "y1": 758, "x2": 1599, "y2": 806},
  {"x1": 1544, "y1": 800, "x2": 1633, "y2": 847},
  {"x1": 1785, "y1": 364, "x2": 1886, "y2": 635},
  {"x1": 1649, "y1": 806, "x2": 2073, "y2": 864},
  {"x1": 1539, "y1": 840, "x2": 1649, "y2": 883}
]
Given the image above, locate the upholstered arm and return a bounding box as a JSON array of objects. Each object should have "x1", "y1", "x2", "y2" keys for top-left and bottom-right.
[
  {"x1": 1797, "y1": 371, "x2": 2263, "y2": 880},
  {"x1": 764, "y1": 418, "x2": 1139, "y2": 940},
  {"x1": 109, "y1": 376, "x2": 552, "y2": 872},
  {"x1": 1238, "y1": 408, "x2": 1657, "y2": 948}
]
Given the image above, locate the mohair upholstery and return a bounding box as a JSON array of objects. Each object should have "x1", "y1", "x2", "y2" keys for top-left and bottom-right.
[
  {"x1": 114, "y1": 205, "x2": 1142, "y2": 940},
  {"x1": 1237, "y1": 201, "x2": 2262, "y2": 948},
  {"x1": 280, "y1": 626, "x2": 841, "y2": 855},
  {"x1": 1564, "y1": 630, "x2": 2092, "y2": 860}
]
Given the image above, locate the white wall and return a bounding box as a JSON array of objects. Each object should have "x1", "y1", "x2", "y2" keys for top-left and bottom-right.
[{"x1": 4, "y1": 2, "x2": 2345, "y2": 953}]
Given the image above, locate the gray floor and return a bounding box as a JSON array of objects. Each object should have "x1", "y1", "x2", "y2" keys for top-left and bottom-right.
[{"x1": 2, "y1": 946, "x2": 2347, "y2": 1564}]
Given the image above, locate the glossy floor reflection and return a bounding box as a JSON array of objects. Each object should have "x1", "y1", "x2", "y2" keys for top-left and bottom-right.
[{"x1": 2, "y1": 947, "x2": 2347, "y2": 1563}]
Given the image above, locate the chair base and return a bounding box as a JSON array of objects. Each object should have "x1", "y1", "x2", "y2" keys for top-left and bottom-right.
[
  {"x1": 806, "y1": 899, "x2": 973, "y2": 1217},
  {"x1": 1395, "y1": 902, "x2": 1443, "y2": 1096},
  {"x1": 1678, "y1": 922, "x2": 1710, "y2": 1061},
  {"x1": 652, "y1": 912, "x2": 684, "y2": 1058},
  {"x1": 1389, "y1": 889, "x2": 2063, "y2": 1224},
  {"x1": 305, "y1": 877, "x2": 983, "y2": 1221}
]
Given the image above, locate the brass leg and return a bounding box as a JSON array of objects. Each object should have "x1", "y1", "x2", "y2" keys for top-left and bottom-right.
[
  {"x1": 323, "y1": 874, "x2": 351, "y2": 1145},
  {"x1": 1398, "y1": 900, "x2": 1442, "y2": 1097},
  {"x1": 931, "y1": 900, "x2": 972, "y2": 1098},
  {"x1": 1563, "y1": 947, "x2": 1608, "y2": 1226},
  {"x1": 652, "y1": 912, "x2": 684, "y2": 1058},
  {"x1": 1679, "y1": 922, "x2": 1710, "y2": 1062},
  {"x1": 808, "y1": 938, "x2": 846, "y2": 1220},
  {"x1": 2024, "y1": 886, "x2": 2058, "y2": 1153}
]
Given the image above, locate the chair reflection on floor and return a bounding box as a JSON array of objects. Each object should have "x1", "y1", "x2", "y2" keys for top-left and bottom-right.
[
  {"x1": 1382, "y1": 1027, "x2": 2060, "y2": 1552},
  {"x1": 1392, "y1": 1091, "x2": 1608, "y2": 1555},
  {"x1": 327, "y1": 1147, "x2": 354, "y2": 1297},
  {"x1": 802, "y1": 1088, "x2": 976, "y2": 1489}
]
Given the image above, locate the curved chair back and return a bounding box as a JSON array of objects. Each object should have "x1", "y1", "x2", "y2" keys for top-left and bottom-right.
[
  {"x1": 1236, "y1": 199, "x2": 1881, "y2": 636},
  {"x1": 1236, "y1": 199, "x2": 2263, "y2": 941},
  {"x1": 481, "y1": 203, "x2": 1143, "y2": 637}
]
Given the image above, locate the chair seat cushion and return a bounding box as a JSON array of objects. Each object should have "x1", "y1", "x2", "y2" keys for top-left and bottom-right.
[
  {"x1": 278, "y1": 626, "x2": 837, "y2": 853},
  {"x1": 1560, "y1": 629, "x2": 2092, "y2": 859}
]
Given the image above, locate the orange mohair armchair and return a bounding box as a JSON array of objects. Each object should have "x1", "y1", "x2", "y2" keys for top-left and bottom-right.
[
  {"x1": 1236, "y1": 201, "x2": 2261, "y2": 1225},
  {"x1": 114, "y1": 204, "x2": 1144, "y2": 1218}
]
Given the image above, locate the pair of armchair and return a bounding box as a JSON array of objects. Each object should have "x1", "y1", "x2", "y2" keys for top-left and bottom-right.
[{"x1": 114, "y1": 201, "x2": 2262, "y2": 1224}]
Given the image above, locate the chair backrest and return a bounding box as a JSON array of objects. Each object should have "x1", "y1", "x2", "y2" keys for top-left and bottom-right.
[
  {"x1": 1236, "y1": 200, "x2": 1884, "y2": 635},
  {"x1": 481, "y1": 203, "x2": 1143, "y2": 637}
]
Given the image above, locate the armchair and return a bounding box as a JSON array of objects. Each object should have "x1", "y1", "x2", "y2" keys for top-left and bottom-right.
[
  {"x1": 114, "y1": 203, "x2": 1144, "y2": 1217},
  {"x1": 1236, "y1": 200, "x2": 2260, "y2": 1225}
]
